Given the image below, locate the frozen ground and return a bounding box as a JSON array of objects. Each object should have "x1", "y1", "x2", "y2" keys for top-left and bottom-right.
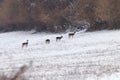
[{"x1": 0, "y1": 30, "x2": 120, "y2": 80}]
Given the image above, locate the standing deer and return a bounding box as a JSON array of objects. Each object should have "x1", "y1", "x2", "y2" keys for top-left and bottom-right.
[
  {"x1": 68, "y1": 32, "x2": 76, "y2": 38},
  {"x1": 45, "y1": 39, "x2": 50, "y2": 44},
  {"x1": 56, "y1": 36, "x2": 63, "y2": 42},
  {"x1": 22, "y1": 40, "x2": 28, "y2": 48}
]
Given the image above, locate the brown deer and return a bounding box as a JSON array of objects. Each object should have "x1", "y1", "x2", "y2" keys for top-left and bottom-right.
[
  {"x1": 56, "y1": 36, "x2": 63, "y2": 42},
  {"x1": 22, "y1": 40, "x2": 28, "y2": 48},
  {"x1": 68, "y1": 32, "x2": 76, "y2": 38},
  {"x1": 45, "y1": 39, "x2": 50, "y2": 44}
]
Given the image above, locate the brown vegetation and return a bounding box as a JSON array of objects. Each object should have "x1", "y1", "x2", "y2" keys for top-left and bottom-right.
[
  {"x1": 0, "y1": 0, "x2": 119, "y2": 32},
  {"x1": 0, "y1": 65, "x2": 28, "y2": 80}
]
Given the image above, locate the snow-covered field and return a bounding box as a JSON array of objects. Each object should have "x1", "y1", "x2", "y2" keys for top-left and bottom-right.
[{"x1": 0, "y1": 30, "x2": 120, "y2": 80}]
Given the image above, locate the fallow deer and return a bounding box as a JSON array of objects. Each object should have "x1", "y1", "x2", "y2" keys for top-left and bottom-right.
[
  {"x1": 45, "y1": 39, "x2": 50, "y2": 44},
  {"x1": 22, "y1": 40, "x2": 28, "y2": 48},
  {"x1": 56, "y1": 36, "x2": 63, "y2": 42}
]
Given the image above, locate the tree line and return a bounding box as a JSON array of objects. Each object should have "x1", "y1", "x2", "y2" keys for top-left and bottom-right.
[{"x1": 0, "y1": 0, "x2": 119, "y2": 32}]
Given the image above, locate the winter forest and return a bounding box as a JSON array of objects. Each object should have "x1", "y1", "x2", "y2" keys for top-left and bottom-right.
[{"x1": 0, "y1": 0, "x2": 119, "y2": 32}]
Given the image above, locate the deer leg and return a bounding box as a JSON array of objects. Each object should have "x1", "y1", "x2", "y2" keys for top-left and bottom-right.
[
  {"x1": 26, "y1": 44, "x2": 28, "y2": 48},
  {"x1": 69, "y1": 36, "x2": 71, "y2": 38},
  {"x1": 46, "y1": 41, "x2": 48, "y2": 44},
  {"x1": 69, "y1": 36, "x2": 70, "y2": 38},
  {"x1": 72, "y1": 35, "x2": 73, "y2": 38}
]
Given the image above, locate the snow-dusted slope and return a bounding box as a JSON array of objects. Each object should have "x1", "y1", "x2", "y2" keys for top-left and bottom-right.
[{"x1": 0, "y1": 30, "x2": 120, "y2": 80}]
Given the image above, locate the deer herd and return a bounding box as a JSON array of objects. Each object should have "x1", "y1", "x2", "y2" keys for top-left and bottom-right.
[{"x1": 22, "y1": 32, "x2": 76, "y2": 48}]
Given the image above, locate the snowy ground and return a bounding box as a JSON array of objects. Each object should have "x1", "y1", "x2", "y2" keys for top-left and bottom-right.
[{"x1": 0, "y1": 30, "x2": 120, "y2": 80}]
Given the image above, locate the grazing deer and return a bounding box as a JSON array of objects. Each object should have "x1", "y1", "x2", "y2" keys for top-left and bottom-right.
[
  {"x1": 68, "y1": 32, "x2": 76, "y2": 38},
  {"x1": 45, "y1": 39, "x2": 50, "y2": 44},
  {"x1": 22, "y1": 40, "x2": 28, "y2": 48},
  {"x1": 56, "y1": 36, "x2": 63, "y2": 42}
]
